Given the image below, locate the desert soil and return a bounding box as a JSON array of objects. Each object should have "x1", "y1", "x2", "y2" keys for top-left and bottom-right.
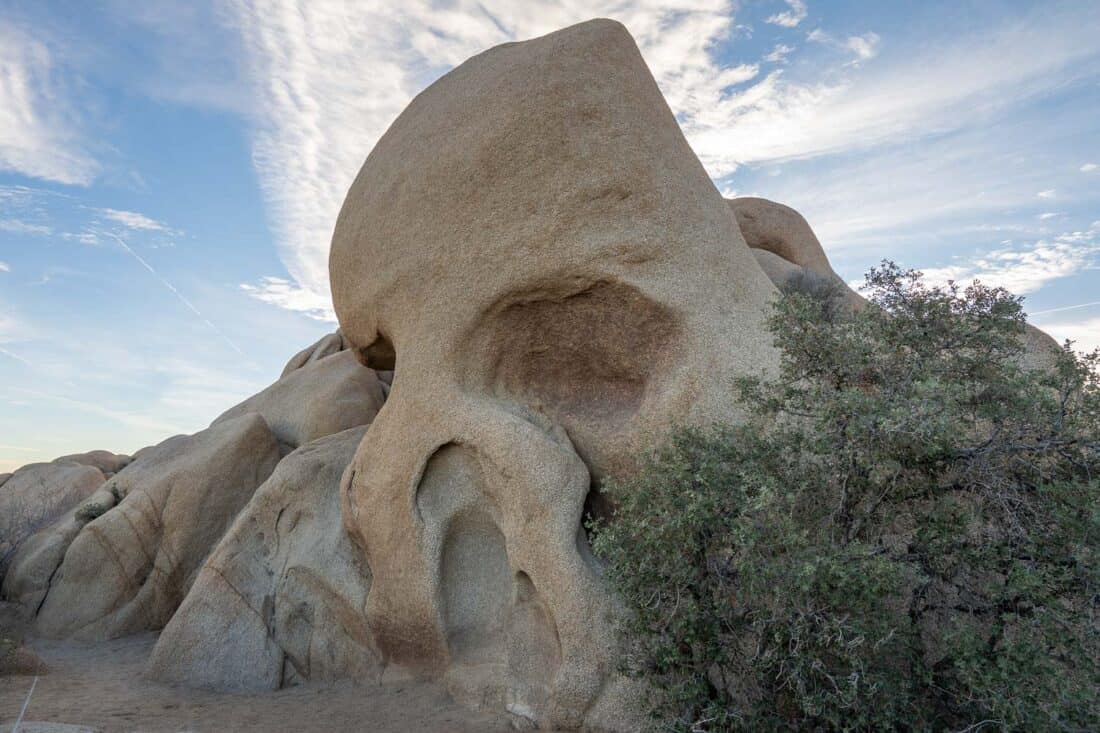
[{"x1": 0, "y1": 634, "x2": 512, "y2": 732}]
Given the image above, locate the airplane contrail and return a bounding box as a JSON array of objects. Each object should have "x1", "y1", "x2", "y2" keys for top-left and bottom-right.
[
  {"x1": 0, "y1": 346, "x2": 33, "y2": 367},
  {"x1": 1029, "y1": 300, "x2": 1100, "y2": 317},
  {"x1": 103, "y1": 232, "x2": 244, "y2": 356}
]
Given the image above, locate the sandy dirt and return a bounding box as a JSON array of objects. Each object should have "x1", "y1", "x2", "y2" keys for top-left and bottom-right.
[{"x1": 0, "y1": 634, "x2": 512, "y2": 732}]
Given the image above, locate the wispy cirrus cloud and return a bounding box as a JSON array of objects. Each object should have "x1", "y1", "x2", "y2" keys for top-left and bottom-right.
[
  {"x1": 695, "y1": 3, "x2": 1100, "y2": 176},
  {"x1": 764, "y1": 43, "x2": 794, "y2": 64},
  {"x1": 918, "y1": 222, "x2": 1100, "y2": 295},
  {"x1": 0, "y1": 22, "x2": 98, "y2": 185},
  {"x1": 98, "y1": 208, "x2": 172, "y2": 232},
  {"x1": 0, "y1": 219, "x2": 51, "y2": 235}
]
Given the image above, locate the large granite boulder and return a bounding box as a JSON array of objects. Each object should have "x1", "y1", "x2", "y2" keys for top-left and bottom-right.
[
  {"x1": 328, "y1": 18, "x2": 772, "y2": 730},
  {"x1": 33, "y1": 414, "x2": 281, "y2": 640},
  {"x1": 148, "y1": 426, "x2": 378, "y2": 692}
]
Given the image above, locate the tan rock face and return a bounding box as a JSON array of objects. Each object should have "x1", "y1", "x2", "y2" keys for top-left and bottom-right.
[
  {"x1": 1, "y1": 485, "x2": 116, "y2": 612},
  {"x1": 148, "y1": 426, "x2": 378, "y2": 692},
  {"x1": 0, "y1": 462, "x2": 105, "y2": 577},
  {"x1": 329, "y1": 18, "x2": 775, "y2": 730},
  {"x1": 213, "y1": 350, "x2": 384, "y2": 451},
  {"x1": 279, "y1": 330, "x2": 348, "y2": 378},
  {"x1": 728, "y1": 196, "x2": 866, "y2": 311},
  {"x1": 33, "y1": 414, "x2": 281, "y2": 640}
]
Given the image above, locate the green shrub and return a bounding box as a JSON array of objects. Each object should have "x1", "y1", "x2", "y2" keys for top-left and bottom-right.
[{"x1": 591, "y1": 262, "x2": 1100, "y2": 732}]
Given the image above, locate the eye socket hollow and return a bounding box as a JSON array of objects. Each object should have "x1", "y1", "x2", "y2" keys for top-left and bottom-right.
[{"x1": 473, "y1": 278, "x2": 678, "y2": 424}]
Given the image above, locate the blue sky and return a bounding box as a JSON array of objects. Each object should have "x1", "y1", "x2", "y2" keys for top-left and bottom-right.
[{"x1": 1, "y1": 0, "x2": 1098, "y2": 471}]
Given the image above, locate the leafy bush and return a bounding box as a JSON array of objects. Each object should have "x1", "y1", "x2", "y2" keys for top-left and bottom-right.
[{"x1": 591, "y1": 263, "x2": 1100, "y2": 732}]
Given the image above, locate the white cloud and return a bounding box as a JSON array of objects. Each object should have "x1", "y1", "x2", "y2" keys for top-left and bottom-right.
[
  {"x1": 766, "y1": 0, "x2": 808, "y2": 28},
  {"x1": 0, "y1": 309, "x2": 34, "y2": 348},
  {"x1": 98, "y1": 208, "x2": 173, "y2": 232},
  {"x1": 0, "y1": 22, "x2": 98, "y2": 185},
  {"x1": 1037, "y1": 189, "x2": 1056, "y2": 199},
  {"x1": 9, "y1": 385, "x2": 190, "y2": 437},
  {"x1": 1081, "y1": 162, "x2": 1098, "y2": 173},
  {"x1": 919, "y1": 223, "x2": 1100, "y2": 295},
  {"x1": 1038, "y1": 212, "x2": 1060, "y2": 220},
  {"x1": 808, "y1": 29, "x2": 880, "y2": 63},
  {"x1": 240, "y1": 276, "x2": 337, "y2": 322},
  {"x1": 61, "y1": 231, "x2": 100, "y2": 246},
  {"x1": 0, "y1": 261, "x2": 8, "y2": 272},
  {"x1": 845, "y1": 32, "x2": 880, "y2": 61},
  {"x1": 0, "y1": 219, "x2": 50, "y2": 235},
  {"x1": 764, "y1": 43, "x2": 794, "y2": 64}
]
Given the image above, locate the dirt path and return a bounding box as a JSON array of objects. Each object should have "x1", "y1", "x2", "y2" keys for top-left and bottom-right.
[{"x1": 0, "y1": 634, "x2": 511, "y2": 732}]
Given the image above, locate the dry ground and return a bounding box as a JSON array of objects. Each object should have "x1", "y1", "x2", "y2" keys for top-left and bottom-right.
[{"x1": 0, "y1": 634, "x2": 512, "y2": 732}]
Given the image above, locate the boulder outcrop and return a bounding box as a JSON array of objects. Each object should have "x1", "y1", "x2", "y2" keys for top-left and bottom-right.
[
  {"x1": 213, "y1": 350, "x2": 384, "y2": 451},
  {"x1": 1, "y1": 484, "x2": 118, "y2": 613},
  {"x1": 0, "y1": 16, "x2": 1073, "y2": 733},
  {"x1": 148, "y1": 426, "x2": 378, "y2": 692},
  {"x1": 33, "y1": 414, "x2": 281, "y2": 640},
  {"x1": 0, "y1": 461, "x2": 105, "y2": 577}
]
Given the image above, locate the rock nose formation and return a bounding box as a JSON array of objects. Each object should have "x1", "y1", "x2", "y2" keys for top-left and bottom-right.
[{"x1": 0, "y1": 16, "x2": 1065, "y2": 733}]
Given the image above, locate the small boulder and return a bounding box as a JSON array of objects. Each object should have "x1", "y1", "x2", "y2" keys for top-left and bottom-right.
[
  {"x1": 0, "y1": 644, "x2": 46, "y2": 676},
  {"x1": 0, "y1": 462, "x2": 105, "y2": 577},
  {"x1": 728, "y1": 196, "x2": 865, "y2": 311},
  {"x1": 280, "y1": 330, "x2": 348, "y2": 378},
  {"x1": 53, "y1": 450, "x2": 131, "y2": 477},
  {"x1": 213, "y1": 350, "x2": 384, "y2": 450}
]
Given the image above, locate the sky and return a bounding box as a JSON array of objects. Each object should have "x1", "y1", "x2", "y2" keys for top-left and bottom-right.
[{"x1": 1, "y1": 0, "x2": 1098, "y2": 471}]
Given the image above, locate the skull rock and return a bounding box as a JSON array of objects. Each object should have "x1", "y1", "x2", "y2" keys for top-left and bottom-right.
[{"x1": 330, "y1": 18, "x2": 778, "y2": 729}]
